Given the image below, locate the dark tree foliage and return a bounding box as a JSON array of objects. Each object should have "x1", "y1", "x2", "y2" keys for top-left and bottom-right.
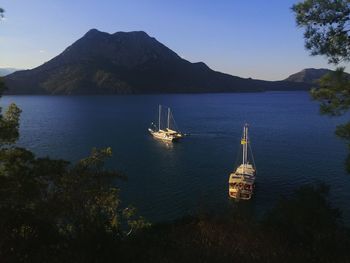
[
  {"x1": 311, "y1": 67, "x2": 350, "y2": 116},
  {"x1": 293, "y1": 1, "x2": 350, "y2": 172},
  {"x1": 263, "y1": 184, "x2": 348, "y2": 262},
  {"x1": 0, "y1": 52, "x2": 148, "y2": 262},
  {"x1": 0, "y1": 79, "x2": 22, "y2": 145},
  {"x1": 0, "y1": 147, "x2": 149, "y2": 262},
  {"x1": 0, "y1": 102, "x2": 22, "y2": 145},
  {"x1": 292, "y1": 0, "x2": 350, "y2": 64},
  {"x1": 310, "y1": 68, "x2": 350, "y2": 166},
  {"x1": 0, "y1": 8, "x2": 4, "y2": 19},
  {"x1": 0, "y1": 80, "x2": 148, "y2": 261},
  {"x1": 116, "y1": 184, "x2": 350, "y2": 263}
]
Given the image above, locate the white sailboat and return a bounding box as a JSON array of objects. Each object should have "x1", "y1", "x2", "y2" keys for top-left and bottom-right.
[
  {"x1": 148, "y1": 105, "x2": 184, "y2": 142},
  {"x1": 228, "y1": 123, "x2": 256, "y2": 200}
]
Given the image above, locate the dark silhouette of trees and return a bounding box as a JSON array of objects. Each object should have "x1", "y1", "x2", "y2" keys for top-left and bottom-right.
[
  {"x1": 293, "y1": 0, "x2": 350, "y2": 172},
  {"x1": 0, "y1": 13, "x2": 148, "y2": 259},
  {"x1": 0, "y1": 146, "x2": 149, "y2": 262},
  {"x1": 0, "y1": 80, "x2": 149, "y2": 261},
  {"x1": 116, "y1": 184, "x2": 350, "y2": 263},
  {"x1": 292, "y1": 0, "x2": 350, "y2": 64}
]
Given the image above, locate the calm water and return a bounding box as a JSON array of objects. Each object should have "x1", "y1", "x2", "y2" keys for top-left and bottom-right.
[{"x1": 2, "y1": 92, "x2": 350, "y2": 223}]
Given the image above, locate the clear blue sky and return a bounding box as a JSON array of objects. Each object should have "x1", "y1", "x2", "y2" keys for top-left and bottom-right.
[{"x1": 0, "y1": 0, "x2": 344, "y2": 80}]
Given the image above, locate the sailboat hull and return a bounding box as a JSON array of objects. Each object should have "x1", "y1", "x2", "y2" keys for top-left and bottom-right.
[{"x1": 148, "y1": 128, "x2": 179, "y2": 142}]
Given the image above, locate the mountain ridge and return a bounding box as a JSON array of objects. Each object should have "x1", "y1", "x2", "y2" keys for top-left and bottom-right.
[{"x1": 4, "y1": 29, "x2": 310, "y2": 94}]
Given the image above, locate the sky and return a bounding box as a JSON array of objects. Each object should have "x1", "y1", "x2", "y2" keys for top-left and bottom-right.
[{"x1": 0, "y1": 0, "x2": 346, "y2": 80}]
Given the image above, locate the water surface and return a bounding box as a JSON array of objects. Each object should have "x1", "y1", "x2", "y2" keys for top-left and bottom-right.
[{"x1": 2, "y1": 92, "x2": 350, "y2": 223}]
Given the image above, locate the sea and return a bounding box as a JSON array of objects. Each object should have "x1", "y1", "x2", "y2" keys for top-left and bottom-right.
[{"x1": 2, "y1": 91, "x2": 350, "y2": 223}]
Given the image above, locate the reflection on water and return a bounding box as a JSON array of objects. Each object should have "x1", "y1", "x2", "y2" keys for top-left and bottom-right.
[{"x1": 154, "y1": 139, "x2": 174, "y2": 150}]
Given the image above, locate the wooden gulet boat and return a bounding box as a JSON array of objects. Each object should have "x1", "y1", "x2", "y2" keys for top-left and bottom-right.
[{"x1": 228, "y1": 123, "x2": 256, "y2": 200}]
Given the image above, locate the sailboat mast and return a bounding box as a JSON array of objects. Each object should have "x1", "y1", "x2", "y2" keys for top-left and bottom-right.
[
  {"x1": 245, "y1": 125, "x2": 248, "y2": 165},
  {"x1": 167, "y1": 108, "x2": 170, "y2": 129},
  {"x1": 242, "y1": 126, "x2": 245, "y2": 165},
  {"x1": 158, "y1": 105, "x2": 161, "y2": 131},
  {"x1": 242, "y1": 124, "x2": 248, "y2": 166}
]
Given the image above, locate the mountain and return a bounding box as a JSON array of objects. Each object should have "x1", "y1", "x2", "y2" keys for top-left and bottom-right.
[
  {"x1": 4, "y1": 29, "x2": 310, "y2": 94},
  {"x1": 284, "y1": 68, "x2": 345, "y2": 84},
  {"x1": 0, "y1": 68, "x2": 21, "y2": 77}
]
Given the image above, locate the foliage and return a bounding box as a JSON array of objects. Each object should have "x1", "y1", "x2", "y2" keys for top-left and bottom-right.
[
  {"x1": 0, "y1": 146, "x2": 149, "y2": 262},
  {"x1": 0, "y1": 102, "x2": 22, "y2": 145},
  {"x1": 292, "y1": 0, "x2": 350, "y2": 64},
  {"x1": 0, "y1": 55, "x2": 148, "y2": 262},
  {"x1": 0, "y1": 8, "x2": 4, "y2": 19},
  {"x1": 310, "y1": 68, "x2": 350, "y2": 172},
  {"x1": 293, "y1": 1, "x2": 350, "y2": 172},
  {"x1": 263, "y1": 184, "x2": 347, "y2": 262},
  {"x1": 116, "y1": 184, "x2": 350, "y2": 263},
  {"x1": 311, "y1": 67, "x2": 350, "y2": 116},
  {"x1": 0, "y1": 78, "x2": 22, "y2": 146}
]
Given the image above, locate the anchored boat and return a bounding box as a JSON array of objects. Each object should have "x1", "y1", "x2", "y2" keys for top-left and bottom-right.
[
  {"x1": 148, "y1": 105, "x2": 184, "y2": 142},
  {"x1": 228, "y1": 123, "x2": 256, "y2": 200}
]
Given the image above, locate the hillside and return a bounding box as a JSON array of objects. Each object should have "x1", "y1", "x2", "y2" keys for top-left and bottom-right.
[
  {"x1": 284, "y1": 68, "x2": 341, "y2": 83},
  {"x1": 0, "y1": 68, "x2": 20, "y2": 77},
  {"x1": 4, "y1": 29, "x2": 310, "y2": 94}
]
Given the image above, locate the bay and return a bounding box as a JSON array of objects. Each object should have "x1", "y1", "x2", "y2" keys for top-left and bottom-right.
[{"x1": 2, "y1": 92, "x2": 350, "y2": 223}]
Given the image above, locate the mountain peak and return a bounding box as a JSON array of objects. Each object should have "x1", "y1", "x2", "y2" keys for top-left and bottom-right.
[
  {"x1": 82, "y1": 29, "x2": 152, "y2": 39},
  {"x1": 84, "y1": 28, "x2": 104, "y2": 36}
]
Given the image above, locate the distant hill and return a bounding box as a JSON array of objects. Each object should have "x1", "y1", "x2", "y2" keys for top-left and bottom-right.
[
  {"x1": 283, "y1": 68, "x2": 349, "y2": 84},
  {"x1": 4, "y1": 29, "x2": 310, "y2": 94},
  {"x1": 0, "y1": 68, "x2": 21, "y2": 77}
]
